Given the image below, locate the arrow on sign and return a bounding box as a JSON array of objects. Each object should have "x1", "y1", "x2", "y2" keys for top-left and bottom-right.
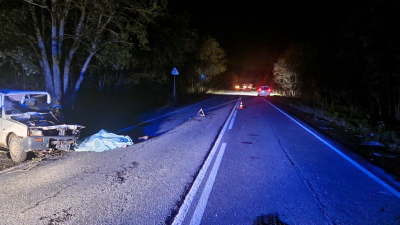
[{"x1": 171, "y1": 67, "x2": 179, "y2": 75}]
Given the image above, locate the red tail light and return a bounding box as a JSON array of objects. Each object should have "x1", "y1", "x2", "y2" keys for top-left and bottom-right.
[
  {"x1": 267, "y1": 88, "x2": 271, "y2": 92},
  {"x1": 258, "y1": 88, "x2": 261, "y2": 91}
]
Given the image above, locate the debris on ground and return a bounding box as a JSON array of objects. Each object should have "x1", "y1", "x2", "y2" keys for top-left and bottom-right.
[{"x1": 138, "y1": 135, "x2": 149, "y2": 141}]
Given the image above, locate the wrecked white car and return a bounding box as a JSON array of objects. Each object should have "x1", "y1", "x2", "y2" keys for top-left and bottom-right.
[{"x1": 0, "y1": 89, "x2": 84, "y2": 163}]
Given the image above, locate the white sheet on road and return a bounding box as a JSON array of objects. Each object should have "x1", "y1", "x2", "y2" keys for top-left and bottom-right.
[{"x1": 74, "y1": 129, "x2": 133, "y2": 152}]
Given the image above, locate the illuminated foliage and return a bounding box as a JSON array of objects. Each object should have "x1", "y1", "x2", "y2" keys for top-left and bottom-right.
[{"x1": 0, "y1": 0, "x2": 167, "y2": 103}]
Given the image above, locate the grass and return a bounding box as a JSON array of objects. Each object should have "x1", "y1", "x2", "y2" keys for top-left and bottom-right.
[{"x1": 275, "y1": 96, "x2": 400, "y2": 153}]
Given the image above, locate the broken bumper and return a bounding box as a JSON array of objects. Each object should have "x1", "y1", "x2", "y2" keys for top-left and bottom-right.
[{"x1": 22, "y1": 136, "x2": 78, "y2": 152}]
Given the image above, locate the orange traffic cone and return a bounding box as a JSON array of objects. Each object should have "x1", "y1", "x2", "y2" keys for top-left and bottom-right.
[{"x1": 238, "y1": 101, "x2": 243, "y2": 109}]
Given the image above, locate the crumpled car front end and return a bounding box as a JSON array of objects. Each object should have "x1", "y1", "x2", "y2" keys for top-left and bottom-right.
[
  {"x1": 0, "y1": 90, "x2": 85, "y2": 163},
  {"x1": 9, "y1": 107, "x2": 85, "y2": 152},
  {"x1": 24, "y1": 124, "x2": 85, "y2": 151}
]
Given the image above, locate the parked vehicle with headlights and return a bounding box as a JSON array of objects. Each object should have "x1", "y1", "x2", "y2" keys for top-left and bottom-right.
[
  {"x1": 0, "y1": 89, "x2": 85, "y2": 163},
  {"x1": 235, "y1": 83, "x2": 254, "y2": 91},
  {"x1": 257, "y1": 86, "x2": 271, "y2": 96}
]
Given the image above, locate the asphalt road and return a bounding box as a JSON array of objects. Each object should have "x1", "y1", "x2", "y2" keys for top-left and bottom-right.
[
  {"x1": 1, "y1": 93, "x2": 400, "y2": 225},
  {"x1": 173, "y1": 95, "x2": 400, "y2": 225}
]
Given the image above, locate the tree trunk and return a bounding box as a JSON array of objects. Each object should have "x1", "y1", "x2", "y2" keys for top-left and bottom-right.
[
  {"x1": 62, "y1": 3, "x2": 85, "y2": 95},
  {"x1": 63, "y1": 58, "x2": 71, "y2": 95},
  {"x1": 50, "y1": 0, "x2": 62, "y2": 103},
  {"x1": 74, "y1": 52, "x2": 95, "y2": 92},
  {"x1": 116, "y1": 70, "x2": 126, "y2": 91},
  {"x1": 29, "y1": 3, "x2": 55, "y2": 98},
  {"x1": 99, "y1": 73, "x2": 106, "y2": 92}
]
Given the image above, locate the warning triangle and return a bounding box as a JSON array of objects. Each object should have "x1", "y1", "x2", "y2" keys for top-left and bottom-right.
[{"x1": 197, "y1": 108, "x2": 205, "y2": 116}]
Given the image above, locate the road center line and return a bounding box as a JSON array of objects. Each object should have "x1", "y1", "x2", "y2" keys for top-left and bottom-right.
[
  {"x1": 228, "y1": 99, "x2": 241, "y2": 129},
  {"x1": 171, "y1": 98, "x2": 240, "y2": 225},
  {"x1": 189, "y1": 143, "x2": 227, "y2": 225},
  {"x1": 264, "y1": 98, "x2": 400, "y2": 199},
  {"x1": 228, "y1": 111, "x2": 237, "y2": 129}
]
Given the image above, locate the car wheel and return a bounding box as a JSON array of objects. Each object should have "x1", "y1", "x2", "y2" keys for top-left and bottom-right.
[{"x1": 9, "y1": 136, "x2": 27, "y2": 163}]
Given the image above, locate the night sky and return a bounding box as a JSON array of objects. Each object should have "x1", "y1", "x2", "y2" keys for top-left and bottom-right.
[{"x1": 168, "y1": 0, "x2": 359, "y2": 82}]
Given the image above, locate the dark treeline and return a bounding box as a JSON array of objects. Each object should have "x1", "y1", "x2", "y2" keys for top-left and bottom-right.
[
  {"x1": 0, "y1": 0, "x2": 226, "y2": 106},
  {"x1": 273, "y1": 0, "x2": 400, "y2": 130}
]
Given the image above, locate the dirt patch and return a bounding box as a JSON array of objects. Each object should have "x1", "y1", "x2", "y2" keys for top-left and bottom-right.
[
  {"x1": 0, "y1": 150, "x2": 17, "y2": 171},
  {"x1": 0, "y1": 150, "x2": 56, "y2": 172}
]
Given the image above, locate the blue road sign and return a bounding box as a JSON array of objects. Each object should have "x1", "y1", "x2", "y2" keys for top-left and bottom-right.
[
  {"x1": 171, "y1": 67, "x2": 179, "y2": 75},
  {"x1": 201, "y1": 74, "x2": 205, "y2": 80}
]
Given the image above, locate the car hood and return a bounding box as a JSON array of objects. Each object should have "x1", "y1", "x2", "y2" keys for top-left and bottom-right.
[
  {"x1": 10, "y1": 112, "x2": 83, "y2": 129},
  {"x1": 11, "y1": 112, "x2": 59, "y2": 126}
]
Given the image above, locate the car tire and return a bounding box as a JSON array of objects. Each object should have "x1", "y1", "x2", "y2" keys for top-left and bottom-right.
[{"x1": 9, "y1": 136, "x2": 27, "y2": 163}]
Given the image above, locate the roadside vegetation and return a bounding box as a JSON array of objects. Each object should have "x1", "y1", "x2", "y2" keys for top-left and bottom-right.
[
  {"x1": 271, "y1": 0, "x2": 400, "y2": 153},
  {"x1": 274, "y1": 96, "x2": 400, "y2": 153},
  {"x1": 1, "y1": 1, "x2": 399, "y2": 155},
  {"x1": 0, "y1": 0, "x2": 227, "y2": 169},
  {"x1": 0, "y1": 0, "x2": 227, "y2": 107}
]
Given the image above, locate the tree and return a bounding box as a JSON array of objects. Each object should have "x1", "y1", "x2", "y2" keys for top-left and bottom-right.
[
  {"x1": 273, "y1": 43, "x2": 304, "y2": 97},
  {"x1": 187, "y1": 36, "x2": 227, "y2": 92},
  {"x1": 137, "y1": 11, "x2": 198, "y2": 85},
  {"x1": 141, "y1": 13, "x2": 227, "y2": 94},
  {"x1": 0, "y1": 0, "x2": 166, "y2": 103},
  {"x1": 196, "y1": 36, "x2": 227, "y2": 79}
]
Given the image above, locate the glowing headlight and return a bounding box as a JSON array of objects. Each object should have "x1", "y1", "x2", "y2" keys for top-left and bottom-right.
[{"x1": 30, "y1": 129, "x2": 43, "y2": 136}]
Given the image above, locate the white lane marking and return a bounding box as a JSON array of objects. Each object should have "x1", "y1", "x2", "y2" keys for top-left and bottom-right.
[
  {"x1": 264, "y1": 99, "x2": 400, "y2": 199},
  {"x1": 190, "y1": 143, "x2": 227, "y2": 225},
  {"x1": 117, "y1": 97, "x2": 217, "y2": 132},
  {"x1": 228, "y1": 111, "x2": 237, "y2": 130},
  {"x1": 227, "y1": 99, "x2": 241, "y2": 130},
  {"x1": 171, "y1": 98, "x2": 241, "y2": 225}
]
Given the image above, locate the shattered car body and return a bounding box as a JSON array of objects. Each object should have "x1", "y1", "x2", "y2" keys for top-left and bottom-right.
[{"x1": 0, "y1": 89, "x2": 85, "y2": 163}]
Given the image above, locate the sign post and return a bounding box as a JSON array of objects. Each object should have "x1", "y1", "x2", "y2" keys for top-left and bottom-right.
[
  {"x1": 171, "y1": 67, "x2": 179, "y2": 99},
  {"x1": 200, "y1": 74, "x2": 206, "y2": 91}
]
